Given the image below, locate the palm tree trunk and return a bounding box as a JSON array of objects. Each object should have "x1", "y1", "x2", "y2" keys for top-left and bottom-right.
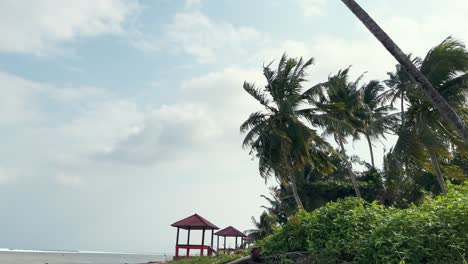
[
  {"x1": 338, "y1": 136, "x2": 361, "y2": 198},
  {"x1": 365, "y1": 132, "x2": 375, "y2": 168},
  {"x1": 428, "y1": 150, "x2": 448, "y2": 194},
  {"x1": 288, "y1": 169, "x2": 304, "y2": 210},
  {"x1": 401, "y1": 91, "x2": 405, "y2": 125},
  {"x1": 341, "y1": 0, "x2": 468, "y2": 143}
]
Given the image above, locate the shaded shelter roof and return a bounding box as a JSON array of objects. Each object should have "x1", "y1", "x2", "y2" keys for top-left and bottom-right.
[
  {"x1": 171, "y1": 214, "x2": 219, "y2": 230},
  {"x1": 242, "y1": 235, "x2": 253, "y2": 241},
  {"x1": 214, "y1": 226, "x2": 246, "y2": 237}
]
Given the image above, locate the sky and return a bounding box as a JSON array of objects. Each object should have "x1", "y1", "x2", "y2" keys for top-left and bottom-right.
[{"x1": 0, "y1": 0, "x2": 467, "y2": 255}]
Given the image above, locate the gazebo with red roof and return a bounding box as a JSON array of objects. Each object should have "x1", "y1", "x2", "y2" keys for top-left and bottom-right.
[
  {"x1": 215, "y1": 226, "x2": 247, "y2": 254},
  {"x1": 171, "y1": 214, "x2": 219, "y2": 260},
  {"x1": 242, "y1": 235, "x2": 254, "y2": 248}
]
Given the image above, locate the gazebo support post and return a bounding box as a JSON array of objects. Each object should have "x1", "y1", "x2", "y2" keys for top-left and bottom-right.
[
  {"x1": 175, "y1": 227, "x2": 180, "y2": 259},
  {"x1": 217, "y1": 235, "x2": 219, "y2": 252},
  {"x1": 224, "y1": 236, "x2": 226, "y2": 254},
  {"x1": 186, "y1": 227, "x2": 191, "y2": 258},
  {"x1": 201, "y1": 228, "x2": 206, "y2": 256},
  {"x1": 235, "y1": 236, "x2": 238, "y2": 249},
  {"x1": 211, "y1": 229, "x2": 214, "y2": 249}
]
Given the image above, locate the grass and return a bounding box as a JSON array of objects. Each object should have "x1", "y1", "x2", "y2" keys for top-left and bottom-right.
[{"x1": 168, "y1": 254, "x2": 244, "y2": 264}]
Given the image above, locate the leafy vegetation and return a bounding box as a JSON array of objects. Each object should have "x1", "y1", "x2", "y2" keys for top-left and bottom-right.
[
  {"x1": 169, "y1": 254, "x2": 244, "y2": 264},
  {"x1": 241, "y1": 37, "x2": 468, "y2": 263},
  {"x1": 240, "y1": 55, "x2": 335, "y2": 209},
  {"x1": 257, "y1": 183, "x2": 468, "y2": 263}
]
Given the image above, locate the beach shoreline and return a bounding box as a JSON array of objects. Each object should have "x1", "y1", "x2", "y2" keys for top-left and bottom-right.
[{"x1": 0, "y1": 250, "x2": 169, "y2": 264}]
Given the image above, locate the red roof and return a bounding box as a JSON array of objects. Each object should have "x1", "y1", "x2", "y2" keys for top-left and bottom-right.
[
  {"x1": 242, "y1": 235, "x2": 254, "y2": 241},
  {"x1": 214, "y1": 226, "x2": 246, "y2": 237},
  {"x1": 171, "y1": 214, "x2": 219, "y2": 230}
]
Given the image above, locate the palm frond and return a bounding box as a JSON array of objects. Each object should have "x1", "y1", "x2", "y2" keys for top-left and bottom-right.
[
  {"x1": 243, "y1": 81, "x2": 272, "y2": 108},
  {"x1": 421, "y1": 37, "x2": 468, "y2": 88},
  {"x1": 240, "y1": 111, "x2": 269, "y2": 134}
]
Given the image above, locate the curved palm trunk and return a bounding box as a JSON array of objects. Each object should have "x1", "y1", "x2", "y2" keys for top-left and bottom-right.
[
  {"x1": 341, "y1": 0, "x2": 468, "y2": 143},
  {"x1": 365, "y1": 132, "x2": 375, "y2": 168},
  {"x1": 288, "y1": 169, "x2": 304, "y2": 210},
  {"x1": 428, "y1": 150, "x2": 448, "y2": 194},
  {"x1": 338, "y1": 136, "x2": 361, "y2": 198}
]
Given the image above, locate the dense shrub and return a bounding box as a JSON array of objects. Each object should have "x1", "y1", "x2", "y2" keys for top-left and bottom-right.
[
  {"x1": 257, "y1": 183, "x2": 468, "y2": 263},
  {"x1": 169, "y1": 254, "x2": 243, "y2": 264}
]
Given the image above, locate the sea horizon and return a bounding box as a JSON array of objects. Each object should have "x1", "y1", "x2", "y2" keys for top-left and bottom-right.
[
  {"x1": 0, "y1": 248, "x2": 170, "y2": 264},
  {"x1": 0, "y1": 247, "x2": 170, "y2": 256}
]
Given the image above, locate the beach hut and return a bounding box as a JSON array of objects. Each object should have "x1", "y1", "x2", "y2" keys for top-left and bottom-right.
[
  {"x1": 242, "y1": 235, "x2": 254, "y2": 248},
  {"x1": 215, "y1": 226, "x2": 247, "y2": 254},
  {"x1": 171, "y1": 213, "x2": 219, "y2": 260}
]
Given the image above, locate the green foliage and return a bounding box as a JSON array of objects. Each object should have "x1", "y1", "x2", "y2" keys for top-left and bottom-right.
[
  {"x1": 392, "y1": 37, "x2": 468, "y2": 192},
  {"x1": 240, "y1": 53, "x2": 335, "y2": 208},
  {"x1": 260, "y1": 156, "x2": 387, "y2": 221},
  {"x1": 248, "y1": 211, "x2": 277, "y2": 241},
  {"x1": 169, "y1": 254, "x2": 244, "y2": 264},
  {"x1": 258, "y1": 183, "x2": 468, "y2": 263}
]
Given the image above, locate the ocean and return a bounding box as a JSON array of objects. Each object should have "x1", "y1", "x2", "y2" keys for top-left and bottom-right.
[{"x1": 0, "y1": 250, "x2": 168, "y2": 264}]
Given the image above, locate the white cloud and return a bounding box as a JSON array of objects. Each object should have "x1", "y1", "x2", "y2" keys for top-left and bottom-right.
[
  {"x1": 168, "y1": 11, "x2": 261, "y2": 63},
  {"x1": 101, "y1": 103, "x2": 222, "y2": 164},
  {"x1": 137, "y1": 11, "x2": 263, "y2": 64},
  {"x1": 101, "y1": 67, "x2": 263, "y2": 164},
  {"x1": 0, "y1": 70, "x2": 146, "y2": 169},
  {"x1": 57, "y1": 99, "x2": 145, "y2": 160},
  {"x1": 55, "y1": 172, "x2": 82, "y2": 187},
  {"x1": 180, "y1": 67, "x2": 263, "y2": 130},
  {"x1": 0, "y1": 72, "x2": 45, "y2": 125},
  {"x1": 379, "y1": 1, "x2": 468, "y2": 57},
  {"x1": 256, "y1": 40, "x2": 313, "y2": 63},
  {"x1": 0, "y1": 0, "x2": 140, "y2": 55},
  {"x1": 0, "y1": 71, "x2": 118, "y2": 126},
  {"x1": 309, "y1": 36, "x2": 395, "y2": 81},
  {"x1": 254, "y1": 36, "x2": 393, "y2": 84},
  {"x1": 0, "y1": 67, "x2": 257, "y2": 167},
  {"x1": 297, "y1": 0, "x2": 326, "y2": 17},
  {"x1": 0, "y1": 166, "x2": 15, "y2": 185},
  {"x1": 184, "y1": 0, "x2": 203, "y2": 9}
]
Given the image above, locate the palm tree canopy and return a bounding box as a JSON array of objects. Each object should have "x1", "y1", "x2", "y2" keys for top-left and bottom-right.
[
  {"x1": 241, "y1": 54, "x2": 334, "y2": 183},
  {"x1": 383, "y1": 55, "x2": 422, "y2": 108},
  {"x1": 394, "y1": 37, "x2": 468, "y2": 178},
  {"x1": 419, "y1": 37, "x2": 468, "y2": 107},
  {"x1": 304, "y1": 67, "x2": 362, "y2": 140},
  {"x1": 356, "y1": 80, "x2": 398, "y2": 141},
  {"x1": 248, "y1": 211, "x2": 276, "y2": 241},
  {"x1": 406, "y1": 38, "x2": 468, "y2": 144}
]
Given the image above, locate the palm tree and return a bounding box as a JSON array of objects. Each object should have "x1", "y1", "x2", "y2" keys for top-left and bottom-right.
[
  {"x1": 248, "y1": 211, "x2": 276, "y2": 241},
  {"x1": 356, "y1": 80, "x2": 398, "y2": 167},
  {"x1": 305, "y1": 68, "x2": 362, "y2": 197},
  {"x1": 383, "y1": 55, "x2": 422, "y2": 124},
  {"x1": 394, "y1": 37, "x2": 468, "y2": 194},
  {"x1": 341, "y1": 0, "x2": 468, "y2": 143},
  {"x1": 260, "y1": 187, "x2": 295, "y2": 225},
  {"x1": 241, "y1": 54, "x2": 334, "y2": 209}
]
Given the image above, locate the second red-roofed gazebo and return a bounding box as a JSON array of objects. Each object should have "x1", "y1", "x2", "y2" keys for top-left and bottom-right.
[
  {"x1": 215, "y1": 226, "x2": 247, "y2": 254},
  {"x1": 171, "y1": 214, "x2": 219, "y2": 260},
  {"x1": 242, "y1": 235, "x2": 254, "y2": 248}
]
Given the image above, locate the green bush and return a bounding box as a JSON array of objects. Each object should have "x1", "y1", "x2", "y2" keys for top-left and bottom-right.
[
  {"x1": 258, "y1": 183, "x2": 468, "y2": 263},
  {"x1": 169, "y1": 254, "x2": 243, "y2": 264}
]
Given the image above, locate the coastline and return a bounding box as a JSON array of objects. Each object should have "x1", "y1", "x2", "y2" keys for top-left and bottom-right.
[{"x1": 0, "y1": 250, "x2": 169, "y2": 264}]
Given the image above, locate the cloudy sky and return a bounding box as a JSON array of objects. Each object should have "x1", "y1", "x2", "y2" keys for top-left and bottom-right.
[{"x1": 0, "y1": 0, "x2": 467, "y2": 254}]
